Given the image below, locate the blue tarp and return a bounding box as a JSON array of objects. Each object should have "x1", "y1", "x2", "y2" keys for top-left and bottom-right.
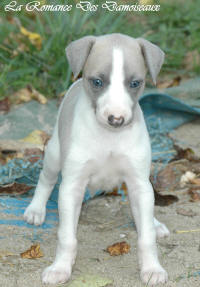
[
  {"x1": 0, "y1": 93, "x2": 200, "y2": 228},
  {"x1": 140, "y1": 93, "x2": 200, "y2": 162},
  {"x1": 1, "y1": 92, "x2": 200, "y2": 187}
]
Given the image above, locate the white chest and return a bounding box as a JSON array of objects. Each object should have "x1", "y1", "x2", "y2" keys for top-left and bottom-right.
[
  {"x1": 87, "y1": 151, "x2": 129, "y2": 193},
  {"x1": 66, "y1": 92, "x2": 151, "y2": 193}
]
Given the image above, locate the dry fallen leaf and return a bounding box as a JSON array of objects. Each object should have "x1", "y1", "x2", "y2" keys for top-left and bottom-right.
[
  {"x1": 12, "y1": 87, "x2": 31, "y2": 103},
  {"x1": 151, "y1": 157, "x2": 200, "y2": 193},
  {"x1": 71, "y1": 73, "x2": 82, "y2": 82},
  {"x1": 12, "y1": 85, "x2": 47, "y2": 105},
  {"x1": 180, "y1": 170, "x2": 200, "y2": 187},
  {"x1": 4, "y1": 27, "x2": 30, "y2": 57},
  {"x1": 110, "y1": 182, "x2": 128, "y2": 196},
  {"x1": 154, "y1": 189, "x2": 179, "y2": 206},
  {"x1": 150, "y1": 174, "x2": 179, "y2": 206},
  {"x1": 172, "y1": 146, "x2": 198, "y2": 162},
  {"x1": 180, "y1": 171, "x2": 196, "y2": 186},
  {"x1": 31, "y1": 88, "x2": 47, "y2": 104},
  {"x1": 24, "y1": 148, "x2": 44, "y2": 162},
  {"x1": 20, "y1": 244, "x2": 43, "y2": 259},
  {"x1": 0, "y1": 97, "x2": 10, "y2": 113},
  {"x1": 188, "y1": 187, "x2": 200, "y2": 202},
  {"x1": 157, "y1": 76, "x2": 181, "y2": 89},
  {"x1": 20, "y1": 130, "x2": 50, "y2": 146},
  {"x1": 152, "y1": 164, "x2": 177, "y2": 191},
  {"x1": 106, "y1": 241, "x2": 130, "y2": 256},
  {"x1": 0, "y1": 149, "x2": 24, "y2": 164},
  {"x1": 190, "y1": 178, "x2": 200, "y2": 185},
  {"x1": 0, "y1": 182, "x2": 33, "y2": 196},
  {"x1": 176, "y1": 208, "x2": 196, "y2": 217},
  {"x1": 0, "y1": 139, "x2": 44, "y2": 165},
  {"x1": 20, "y1": 26, "x2": 42, "y2": 50}
]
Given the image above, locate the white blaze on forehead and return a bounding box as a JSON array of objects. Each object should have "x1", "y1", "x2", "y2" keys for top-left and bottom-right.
[
  {"x1": 96, "y1": 46, "x2": 133, "y2": 124},
  {"x1": 110, "y1": 48, "x2": 125, "y2": 97},
  {"x1": 106, "y1": 48, "x2": 133, "y2": 113}
]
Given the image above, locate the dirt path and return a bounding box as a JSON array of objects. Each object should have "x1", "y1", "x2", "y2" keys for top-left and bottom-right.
[
  {"x1": 1, "y1": 115, "x2": 200, "y2": 287},
  {"x1": 1, "y1": 191, "x2": 200, "y2": 287}
]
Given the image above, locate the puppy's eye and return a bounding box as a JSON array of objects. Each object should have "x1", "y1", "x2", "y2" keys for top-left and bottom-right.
[
  {"x1": 92, "y1": 78, "x2": 103, "y2": 87},
  {"x1": 130, "y1": 80, "x2": 140, "y2": 88}
]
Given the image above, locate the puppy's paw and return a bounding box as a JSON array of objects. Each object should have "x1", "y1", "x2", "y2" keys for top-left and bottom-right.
[
  {"x1": 42, "y1": 264, "x2": 71, "y2": 284},
  {"x1": 156, "y1": 223, "x2": 170, "y2": 239},
  {"x1": 24, "y1": 204, "x2": 46, "y2": 226},
  {"x1": 141, "y1": 266, "x2": 168, "y2": 286}
]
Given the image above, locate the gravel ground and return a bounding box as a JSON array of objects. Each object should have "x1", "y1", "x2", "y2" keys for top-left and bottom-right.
[
  {"x1": 1, "y1": 186, "x2": 200, "y2": 287},
  {"x1": 1, "y1": 116, "x2": 200, "y2": 287}
]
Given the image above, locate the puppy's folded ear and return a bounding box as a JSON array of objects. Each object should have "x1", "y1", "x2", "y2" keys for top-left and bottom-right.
[
  {"x1": 66, "y1": 36, "x2": 96, "y2": 79},
  {"x1": 137, "y1": 38, "x2": 165, "y2": 85}
]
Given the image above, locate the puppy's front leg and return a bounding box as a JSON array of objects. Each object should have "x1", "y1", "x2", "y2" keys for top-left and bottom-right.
[
  {"x1": 42, "y1": 165, "x2": 88, "y2": 285},
  {"x1": 127, "y1": 178, "x2": 168, "y2": 286}
]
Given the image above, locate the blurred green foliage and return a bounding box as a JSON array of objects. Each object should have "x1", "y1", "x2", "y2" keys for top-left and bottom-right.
[{"x1": 0, "y1": 0, "x2": 199, "y2": 99}]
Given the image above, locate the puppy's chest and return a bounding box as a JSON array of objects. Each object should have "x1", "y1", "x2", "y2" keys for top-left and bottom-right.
[{"x1": 87, "y1": 152, "x2": 128, "y2": 192}]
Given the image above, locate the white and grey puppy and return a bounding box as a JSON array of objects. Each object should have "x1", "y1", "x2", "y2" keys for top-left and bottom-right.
[{"x1": 24, "y1": 33, "x2": 170, "y2": 286}]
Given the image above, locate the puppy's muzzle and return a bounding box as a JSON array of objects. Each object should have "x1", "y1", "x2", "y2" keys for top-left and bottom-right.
[{"x1": 107, "y1": 115, "x2": 124, "y2": 127}]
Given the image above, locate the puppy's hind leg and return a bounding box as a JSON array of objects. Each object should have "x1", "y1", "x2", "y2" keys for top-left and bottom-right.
[
  {"x1": 154, "y1": 217, "x2": 170, "y2": 239},
  {"x1": 24, "y1": 125, "x2": 60, "y2": 226},
  {"x1": 127, "y1": 178, "x2": 168, "y2": 286}
]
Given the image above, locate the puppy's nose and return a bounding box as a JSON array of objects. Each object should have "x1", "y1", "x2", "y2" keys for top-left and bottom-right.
[{"x1": 108, "y1": 115, "x2": 124, "y2": 127}]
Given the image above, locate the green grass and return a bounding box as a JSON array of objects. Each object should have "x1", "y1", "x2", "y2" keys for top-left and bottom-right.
[
  {"x1": 0, "y1": 0, "x2": 199, "y2": 99},
  {"x1": 140, "y1": 0, "x2": 200, "y2": 74},
  {"x1": 0, "y1": 1, "x2": 127, "y2": 98}
]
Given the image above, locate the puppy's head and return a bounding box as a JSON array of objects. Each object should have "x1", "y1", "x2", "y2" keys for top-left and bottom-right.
[{"x1": 66, "y1": 34, "x2": 164, "y2": 129}]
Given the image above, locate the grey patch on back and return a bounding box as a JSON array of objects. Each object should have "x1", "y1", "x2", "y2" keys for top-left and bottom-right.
[{"x1": 58, "y1": 80, "x2": 83, "y2": 166}]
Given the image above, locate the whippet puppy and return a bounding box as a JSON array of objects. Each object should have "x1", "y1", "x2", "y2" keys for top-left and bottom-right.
[{"x1": 24, "y1": 33, "x2": 169, "y2": 285}]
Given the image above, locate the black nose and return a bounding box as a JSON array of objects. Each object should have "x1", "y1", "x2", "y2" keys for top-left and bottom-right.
[{"x1": 108, "y1": 115, "x2": 124, "y2": 127}]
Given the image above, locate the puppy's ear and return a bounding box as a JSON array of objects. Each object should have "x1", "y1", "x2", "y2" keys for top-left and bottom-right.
[
  {"x1": 137, "y1": 38, "x2": 165, "y2": 85},
  {"x1": 66, "y1": 36, "x2": 96, "y2": 79}
]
